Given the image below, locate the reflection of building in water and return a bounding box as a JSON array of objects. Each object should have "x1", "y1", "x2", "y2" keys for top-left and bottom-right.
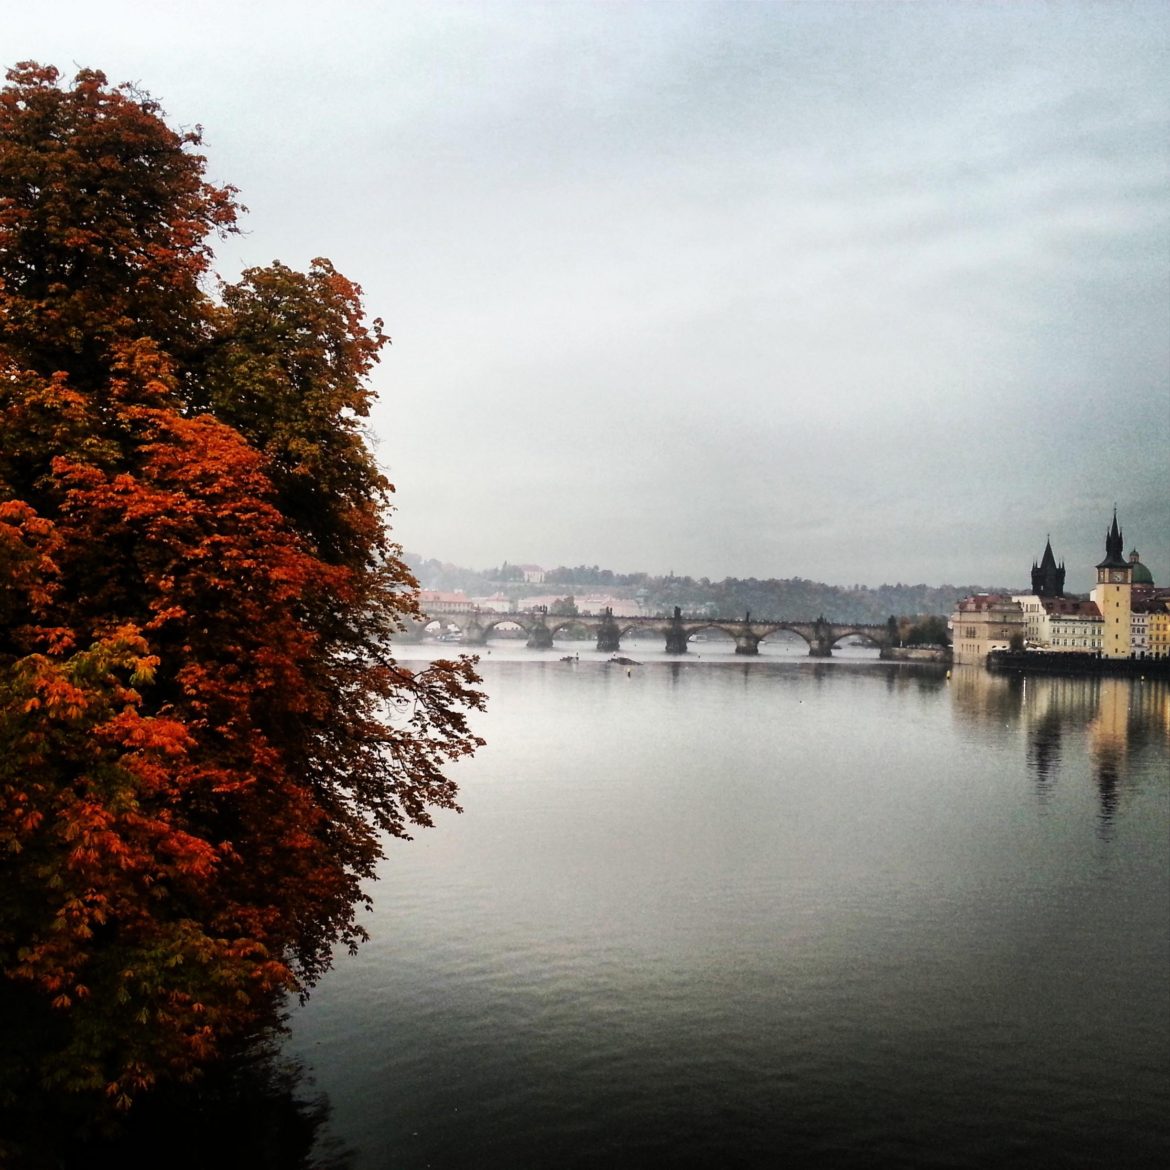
[
  {"x1": 1131, "y1": 677, "x2": 1170, "y2": 736},
  {"x1": 1020, "y1": 674, "x2": 1102, "y2": 725},
  {"x1": 948, "y1": 661, "x2": 1023, "y2": 723},
  {"x1": 1026, "y1": 710, "x2": 1062, "y2": 801},
  {"x1": 1020, "y1": 676, "x2": 1099, "y2": 799},
  {"x1": 949, "y1": 669, "x2": 1168, "y2": 821},
  {"x1": 1087, "y1": 679, "x2": 1131, "y2": 829}
]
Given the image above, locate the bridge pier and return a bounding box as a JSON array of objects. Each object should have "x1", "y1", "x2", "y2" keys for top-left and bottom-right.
[
  {"x1": 526, "y1": 618, "x2": 553, "y2": 649},
  {"x1": 665, "y1": 606, "x2": 689, "y2": 653},
  {"x1": 810, "y1": 616, "x2": 833, "y2": 657},
  {"x1": 462, "y1": 618, "x2": 489, "y2": 646},
  {"x1": 395, "y1": 618, "x2": 426, "y2": 642},
  {"x1": 595, "y1": 607, "x2": 622, "y2": 653},
  {"x1": 734, "y1": 610, "x2": 760, "y2": 655}
]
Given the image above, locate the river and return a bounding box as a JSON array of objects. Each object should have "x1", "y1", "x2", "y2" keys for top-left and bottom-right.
[{"x1": 284, "y1": 639, "x2": 1170, "y2": 1168}]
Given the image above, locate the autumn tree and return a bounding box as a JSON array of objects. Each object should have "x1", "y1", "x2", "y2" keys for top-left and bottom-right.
[{"x1": 0, "y1": 61, "x2": 483, "y2": 1126}]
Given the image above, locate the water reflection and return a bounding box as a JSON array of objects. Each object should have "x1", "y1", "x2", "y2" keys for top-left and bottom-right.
[
  {"x1": 873, "y1": 664, "x2": 948, "y2": 697},
  {"x1": 950, "y1": 668, "x2": 1170, "y2": 833},
  {"x1": 283, "y1": 652, "x2": 1170, "y2": 1170},
  {"x1": 1089, "y1": 680, "x2": 1132, "y2": 837},
  {"x1": 1026, "y1": 711, "x2": 1062, "y2": 804},
  {"x1": 0, "y1": 1019, "x2": 354, "y2": 1170}
]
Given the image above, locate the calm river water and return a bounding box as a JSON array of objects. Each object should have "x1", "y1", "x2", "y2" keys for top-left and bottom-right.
[{"x1": 285, "y1": 640, "x2": 1170, "y2": 1169}]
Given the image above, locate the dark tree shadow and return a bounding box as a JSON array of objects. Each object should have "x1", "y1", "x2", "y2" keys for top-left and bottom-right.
[{"x1": 0, "y1": 999, "x2": 354, "y2": 1170}]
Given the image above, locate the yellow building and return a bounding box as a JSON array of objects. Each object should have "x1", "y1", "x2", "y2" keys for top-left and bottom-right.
[
  {"x1": 1149, "y1": 602, "x2": 1170, "y2": 659},
  {"x1": 1090, "y1": 512, "x2": 1132, "y2": 659}
]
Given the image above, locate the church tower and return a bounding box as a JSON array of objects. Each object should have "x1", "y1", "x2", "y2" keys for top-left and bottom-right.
[
  {"x1": 1030, "y1": 537, "x2": 1066, "y2": 597},
  {"x1": 1091, "y1": 510, "x2": 1132, "y2": 659}
]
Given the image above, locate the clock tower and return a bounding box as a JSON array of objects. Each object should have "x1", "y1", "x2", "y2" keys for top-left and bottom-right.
[{"x1": 1091, "y1": 510, "x2": 1132, "y2": 658}]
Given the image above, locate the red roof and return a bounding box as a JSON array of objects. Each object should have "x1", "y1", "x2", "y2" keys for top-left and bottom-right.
[
  {"x1": 1040, "y1": 598, "x2": 1100, "y2": 618},
  {"x1": 957, "y1": 594, "x2": 1017, "y2": 611}
]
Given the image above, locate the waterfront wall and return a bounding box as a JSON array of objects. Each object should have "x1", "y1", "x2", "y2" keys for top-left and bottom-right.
[{"x1": 988, "y1": 651, "x2": 1170, "y2": 678}]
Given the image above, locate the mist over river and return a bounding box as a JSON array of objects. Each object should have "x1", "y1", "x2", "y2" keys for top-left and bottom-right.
[{"x1": 285, "y1": 641, "x2": 1170, "y2": 1169}]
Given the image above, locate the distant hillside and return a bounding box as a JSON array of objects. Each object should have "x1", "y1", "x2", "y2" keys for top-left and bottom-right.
[{"x1": 404, "y1": 554, "x2": 1016, "y2": 624}]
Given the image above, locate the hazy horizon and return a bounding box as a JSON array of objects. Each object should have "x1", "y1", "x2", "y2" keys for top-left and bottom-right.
[
  {"x1": 7, "y1": 1, "x2": 1168, "y2": 594},
  {"x1": 405, "y1": 547, "x2": 1029, "y2": 594}
]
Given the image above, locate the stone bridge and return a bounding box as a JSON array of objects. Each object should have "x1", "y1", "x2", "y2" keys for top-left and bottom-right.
[{"x1": 410, "y1": 604, "x2": 893, "y2": 657}]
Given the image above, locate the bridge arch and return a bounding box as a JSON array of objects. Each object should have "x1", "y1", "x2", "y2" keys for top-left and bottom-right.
[
  {"x1": 477, "y1": 615, "x2": 532, "y2": 638},
  {"x1": 617, "y1": 621, "x2": 660, "y2": 641},
  {"x1": 682, "y1": 622, "x2": 740, "y2": 644},
  {"x1": 757, "y1": 624, "x2": 814, "y2": 650},
  {"x1": 547, "y1": 618, "x2": 595, "y2": 640},
  {"x1": 826, "y1": 627, "x2": 884, "y2": 650},
  {"x1": 423, "y1": 616, "x2": 463, "y2": 634}
]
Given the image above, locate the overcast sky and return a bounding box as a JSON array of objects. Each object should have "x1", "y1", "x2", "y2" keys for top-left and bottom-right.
[{"x1": 5, "y1": 1, "x2": 1168, "y2": 590}]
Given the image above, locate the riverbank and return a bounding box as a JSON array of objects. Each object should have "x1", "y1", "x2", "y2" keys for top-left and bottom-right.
[
  {"x1": 988, "y1": 650, "x2": 1170, "y2": 678},
  {"x1": 881, "y1": 646, "x2": 950, "y2": 663}
]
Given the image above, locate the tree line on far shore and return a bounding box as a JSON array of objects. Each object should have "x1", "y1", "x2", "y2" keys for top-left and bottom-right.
[{"x1": 408, "y1": 555, "x2": 1008, "y2": 628}]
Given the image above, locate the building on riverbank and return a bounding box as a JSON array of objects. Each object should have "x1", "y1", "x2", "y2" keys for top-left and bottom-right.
[
  {"x1": 1148, "y1": 601, "x2": 1170, "y2": 657},
  {"x1": 1011, "y1": 537, "x2": 1104, "y2": 652},
  {"x1": 1091, "y1": 511, "x2": 1133, "y2": 658},
  {"x1": 955, "y1": 513, "x2": 1170, "y2": 668},
  {"x1": 418, "y1": 589, "x2": 475, "y2": 613},
  {"x1": 1038, "y1": 598, "x2": 1104, "y2": 652},
  {"x1": 951, "y1": 594, "x2": 1026, "y2": 665}
]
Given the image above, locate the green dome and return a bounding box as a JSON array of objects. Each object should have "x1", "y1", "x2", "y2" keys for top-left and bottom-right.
[{"x1": 1129, "y1": 548, "x2": 1155, "y2": 586}]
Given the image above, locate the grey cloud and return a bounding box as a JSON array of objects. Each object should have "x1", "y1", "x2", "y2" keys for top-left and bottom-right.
[{"x1": 7, "y1": 0, "x2": 1169, "y2": 587}]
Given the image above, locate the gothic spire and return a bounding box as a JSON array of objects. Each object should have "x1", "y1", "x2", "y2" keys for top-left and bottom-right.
[
  {"x1": 1107, "y1": 509, "x2": 1123, "y2": 560},
  {"x1": 1097, "y1": 509, "x2": 1128, "y2": 570},
  {"x1": 1031, "y1": 534, "x2": 1066, "y2": 597}
]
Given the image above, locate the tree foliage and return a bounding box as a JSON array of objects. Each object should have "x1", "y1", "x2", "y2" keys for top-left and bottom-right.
[
  {"x1": 904, "y1": 615, "x2": 951, "y2": 646},
  {"x1": 0, "y1": 62, "x2": 484, "y2": 1118}
]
